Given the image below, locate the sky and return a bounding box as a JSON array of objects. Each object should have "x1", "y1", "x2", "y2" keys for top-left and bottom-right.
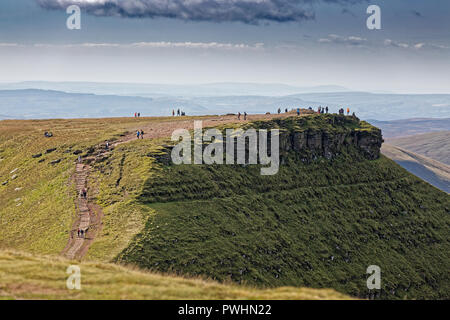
[{"x1": 0, "y1": 0, "x2": 449, "y2": 93}]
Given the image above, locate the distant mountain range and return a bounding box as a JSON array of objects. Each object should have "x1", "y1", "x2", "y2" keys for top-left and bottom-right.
[
  {"x1": 0, "y1": 82, "x2": 351, "y2": 97},
  {"x1": 369, "y1": 118, "x2": 450, "y2": 138},
  {"x1": 0, "y1": 82, "x2": 449, "y2": 120}
]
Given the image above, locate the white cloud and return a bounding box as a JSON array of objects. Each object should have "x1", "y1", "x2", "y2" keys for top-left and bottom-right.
[
  {"x1": 32, "y1": 41, "x2": 264, "y2": 50},
  {"x1": 318, "y1": 34, "x2": 367, "y2": 46},
  {"x1": 384, "y1": 39, "x2": 409, "y2": 48},
  {"x1": 0, "y1": 43, "x2": 22, "y2": 47}
]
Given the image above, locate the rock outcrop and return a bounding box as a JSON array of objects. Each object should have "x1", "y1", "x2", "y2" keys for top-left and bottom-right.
[{"x1": 150, "y1": 114, "x2": 383, "y2": 165}]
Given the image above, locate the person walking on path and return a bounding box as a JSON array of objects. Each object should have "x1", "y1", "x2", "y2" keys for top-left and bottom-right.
[
  {"x1": 244, "y1": 112, "x2": 247, "y2": 120},
  {"x1": 172, "y1": 109, "x2": 175, "y2": 116},
  {"x1": 136, "y1": 130, "x2": 140, "y2": 139},
  {"x1": 140, "y1": 129, "x2": 144, "y2": 139},
  {"x1": 297, "y1": 108, "x2": 300, "y2": 116},
  {"x1": 238, "y1": 112, "x2": 241, "y2": 120}
]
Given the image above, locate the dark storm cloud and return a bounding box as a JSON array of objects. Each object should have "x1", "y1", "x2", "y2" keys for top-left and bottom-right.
[{"x1": 36, "y1": 0, "x2": 365, "y2": 24}]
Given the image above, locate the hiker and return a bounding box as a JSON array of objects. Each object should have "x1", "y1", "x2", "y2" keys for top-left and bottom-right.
[
  {"x1": 278, "y1": 108, "x2": 281, "y2": 114},
  {"x1": 326, "y1": 106, "x2": 329, "y2": 114},
  {"x1": 105, "y1": 141, "x2": 110, "y2": 150},
  {"x1": 82, "y1": 188, "x2": 87, "y2": 199},
  {"x1": 77, "y1": 229, "x2": 80, "y2": 238},
  {"x1": 244, "y1": 112, "x2": 247, "y2": 120},
  {"x1": 238, "y1": 112, "x2": 241, "y2": 120},
  {"x1": 136, "y1": 130, "x2": 140, "y2": 139},
  {"x1": 285, "y1": 108, "x2": 288, "y2": 113},
  {"x1": 80, "y1": 229, "x2": 84, "y2": 238},
  {"x1": 78, "y1": 155, "x2": 82, "y2": 163},
  {"x1": 177, "y1": 109, "x2": 180, "y2": 116},
  {"x1": 297, "y1": 108, "x2": 300, "y2": 116},
  {"x1": 347, "y1": 107, "x2": 350, "y2": 115},
  {"x1": 140, "y1": 130, "x2": 144, "y2": 139},
  {"x1": 172, "y1": 109, "x2": 175, "y2": 116},
  {"x1": 134, "y1": 112, "x2": 137, "y2": 118}
]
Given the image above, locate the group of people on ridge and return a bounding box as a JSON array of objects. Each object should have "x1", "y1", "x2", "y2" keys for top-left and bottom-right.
[
  {"x1": 278, "y1": 106, "x2": 353, "y2": 116},
  {"x1": 338, "y1": 107, "x2": 351, "y2": 115},
  {"x1": 172, "y1": 109, "x2": 186, "y2": 116},
  {"x1": 134, "y1": 112, "x2": 141, "y2": 118},
  {"x1": 237, "y1": 112, "x2": 248, "y2": 120},
  {"x1": 277, "y1": 108, "x2": 289, "y2": 114}
]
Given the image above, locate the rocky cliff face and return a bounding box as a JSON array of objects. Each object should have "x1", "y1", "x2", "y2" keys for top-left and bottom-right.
[
  {"x1": 255, "y1": 114, "x2": 383, "y2": 163},
  {"x1": 151, "y1": 114, "x2": 383, "y2": 164},
  {"x1": 279, "y1": 124, "x2": 382, "y2": 162}
]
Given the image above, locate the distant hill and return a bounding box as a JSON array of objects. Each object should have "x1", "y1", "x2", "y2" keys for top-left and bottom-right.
[
  {"x1": 0, "y1": 89, "x2": 207, "y2": 119},
  {"x1": 0, "y1": 81, "x2": 351, "y2": 97},
  {"x1": 1, "y1": 83, "x2": 449, "y2": 120},
  {"x1": 368, "y1": 118, "x2": 450, "y2": 138},
  {"x1": 381, "y1": 143, "x2": 450, "y2": 193},
  {"x1": 385, "y1": 131, "x2": 450, "y2": 165}
]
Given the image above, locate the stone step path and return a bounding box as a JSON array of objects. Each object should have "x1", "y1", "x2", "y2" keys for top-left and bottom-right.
[{"x1": 64, "y1": 163, "x2": 92, "y2": 260}]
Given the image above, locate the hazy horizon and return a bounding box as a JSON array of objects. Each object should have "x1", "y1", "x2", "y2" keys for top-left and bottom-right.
[{"x1": 1, "y1": 0, "x2": 449, "y2": 94}]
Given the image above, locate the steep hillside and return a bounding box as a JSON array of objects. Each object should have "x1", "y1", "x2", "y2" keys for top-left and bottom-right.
[
  {"x1": 1, "y1": 114, "x2": 449, "y2": 300},
  {"x1": 386, "y1": 131, "x2": 450, "y2": 165},
  {"x1": 0, "y1": 250, "x2": 350, "y2": 300},
  {"x1": 381, "y1": 144, "x2": 449, "y2": 193},
  {"x1": 115, "y1": 116, "x2": 449, "y2": 300}
]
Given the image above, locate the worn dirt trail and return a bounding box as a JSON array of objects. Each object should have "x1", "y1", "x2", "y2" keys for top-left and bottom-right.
[{"x1": 62, "y1": 112, "x2": 309, "y2": 260}]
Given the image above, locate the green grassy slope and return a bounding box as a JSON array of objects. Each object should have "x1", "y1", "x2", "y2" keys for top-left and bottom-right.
[
  {"x1": 0, "y1": 117, "x2": 190, "y2": 255},
  {"x1": 0, "y1": 250, "x2": 350, "y2": 300},
  {"x1": 116, "y1": 119, "x2": 449, "y2": 300},
  {"x1": 1, "y1": 115, "x2": 449, "y2": 300}
]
